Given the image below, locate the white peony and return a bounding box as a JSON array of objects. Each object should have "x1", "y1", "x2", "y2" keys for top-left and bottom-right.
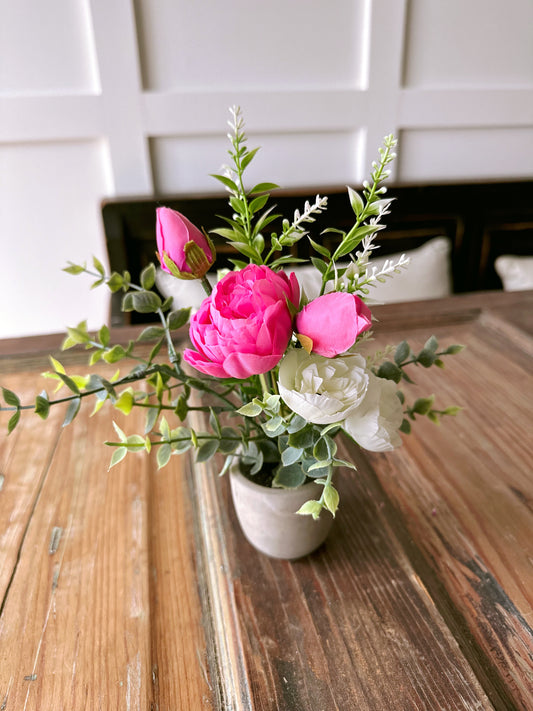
[
  {"x1": 278, "y1": 349, "x2": 369, "y2": 425},
  {"x1": 344, "y1": 373, "x2": 403, "y2": 451}
]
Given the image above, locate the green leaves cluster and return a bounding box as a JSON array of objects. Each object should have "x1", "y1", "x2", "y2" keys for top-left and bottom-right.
[
  {"x1": 375, "y1": 336, "x2": 465, "y2": 433},
  {"x1": 210, "y1": 106, "x2": 329, "y2": 271},
  {"x1": 237, "y1": 394, "x2": 354, "y2": 518},
  {"x1": 0, "y1": 109, "x2": 467, "y2": 526},
  {"x1": 301, "y1": 135, "x2": 397, "y2": 297}
]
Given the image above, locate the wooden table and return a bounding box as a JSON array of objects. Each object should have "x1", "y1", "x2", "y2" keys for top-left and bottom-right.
[{"x1": 1, "y1": 290, "x2": 532, "y2": 710}]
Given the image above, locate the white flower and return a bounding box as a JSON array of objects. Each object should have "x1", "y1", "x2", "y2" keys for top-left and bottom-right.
[
  {"x1": 344, "y1": 373, "x2": 403, "y2": 451},
  {"x1": 278, "y1": 349, "x2": 369, "y2": 425}
]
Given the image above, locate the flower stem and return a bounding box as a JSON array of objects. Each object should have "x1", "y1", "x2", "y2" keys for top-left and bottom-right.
[
  {"x1": 259, "y1": 372, "x2": 270, "y2": 398},
  {"x1": 201, "y1": 275, "x2": 213, "y2": 295}
]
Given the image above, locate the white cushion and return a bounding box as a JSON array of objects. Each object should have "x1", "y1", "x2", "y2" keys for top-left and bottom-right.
[
  {"x1": 155, "y1": 236, "x2": 453, "y2": 309},
  {"x1": 495, "y1": 255, "x2": 533, "y2": 291},
  {"x1": 155, "y1": 269, "x2": 215, "y2": 311},
  {"x1": 292, "y1": 236, "x2": 452, "y2": 304}
]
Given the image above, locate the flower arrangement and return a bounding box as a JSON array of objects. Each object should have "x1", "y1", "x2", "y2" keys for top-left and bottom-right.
[{"x1": 1, "y1": 107, "x2": 463, "y2": 521}]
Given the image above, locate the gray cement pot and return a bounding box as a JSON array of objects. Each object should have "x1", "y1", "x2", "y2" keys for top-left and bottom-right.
[{"x1": 229, "y1": 464, "x2": 334, "y2": 560}]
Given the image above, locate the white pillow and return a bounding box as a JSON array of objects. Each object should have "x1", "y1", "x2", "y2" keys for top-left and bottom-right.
[
  {"x1": 292, "y1": 236, "x2": 452, "y2": 304},
  {"x1": 366, "y1": 236, "x2": 452, "y2": 303},
  {"x1": 495, "y1": 255, "x2": 533, "y2": 291},
  {"x1": 155, "y1": 269, "x2": 214, "y2": 311},
  {"x1": 155, "y1": 236, "x2": 453, "y2": 309}
]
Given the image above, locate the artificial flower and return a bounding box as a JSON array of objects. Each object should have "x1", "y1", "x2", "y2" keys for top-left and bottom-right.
[
  {"x1": 277, "y1": 349, "x2": 369, "y2": 424},
  {"x1": 183, "y1": 264, "x2": 299, "y2": 379},
  {"x1": 344, "y1": 373, "x2": 403, "y2": 451},
  {"x1": 295, "y1": 292, "x2": 372, "y2": 357},
  {"x1": 156, "y1": 207, "x2": 214, "y2": 278}
]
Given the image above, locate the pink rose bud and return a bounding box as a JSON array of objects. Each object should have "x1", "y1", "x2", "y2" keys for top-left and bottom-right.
[
  {"x1": 295, "y1": 292, "x2": 372, "y2": 357},
  {"x1": 156, "y1": 207, "x2": 215, "y2": 279},
  {"x1": 183, "y1": 265, "x2": 300, "y2": 379}
]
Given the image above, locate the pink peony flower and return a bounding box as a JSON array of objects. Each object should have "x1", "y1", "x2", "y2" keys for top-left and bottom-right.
[
  {"x1": 156, "y1": 207, "x2": 214, "y2": 278},
  {"x1": 295, "y1": 292, "x2": 372, "y2": 357},
  {"x1": 183, "y1": 265, "x2": 300, "y2": 379}
]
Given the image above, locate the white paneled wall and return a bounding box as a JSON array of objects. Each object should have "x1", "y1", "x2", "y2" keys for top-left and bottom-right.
[{"x1": 1, "y1": 0, "x2": 532, "y2": 338}]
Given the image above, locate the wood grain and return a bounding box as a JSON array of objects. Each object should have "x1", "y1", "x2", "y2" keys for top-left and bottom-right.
[
  {"x1": 0, "y1": 362, "x2": 211, "y2": 710},
  {"x1": 194, "y1": 451, "x2": 495, "y2": 710},
  {"x1": 1, "y1": 291, "x2": 532, "y2": 710},
  {"x1": 362, "y1": 302, "x2": 533, "y2": 710}
]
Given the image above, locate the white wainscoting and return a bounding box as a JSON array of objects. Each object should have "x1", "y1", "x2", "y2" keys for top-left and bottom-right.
[{"x1": 1, "y1": 0, "x2": 532, "y2": 337}]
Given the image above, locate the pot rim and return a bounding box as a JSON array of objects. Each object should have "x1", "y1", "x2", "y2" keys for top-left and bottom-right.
[{"x1": 229, "y1": 461, "x2": 320, "y2": 496}]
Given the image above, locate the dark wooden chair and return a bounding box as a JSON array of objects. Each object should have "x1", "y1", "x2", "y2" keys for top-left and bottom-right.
[{"x1": 101, "y1": 181, "x2": 533, "y2": 325}]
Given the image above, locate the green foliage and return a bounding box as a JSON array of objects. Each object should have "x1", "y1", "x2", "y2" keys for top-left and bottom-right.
[
  {"x1": 372, "y1": 336, "x2": 465, "y2": 428},
  {"x1": 0, "y1": 108, "x2": 465, "y2": 523}
]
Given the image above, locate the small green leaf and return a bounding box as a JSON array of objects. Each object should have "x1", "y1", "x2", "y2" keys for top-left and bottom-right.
[
  {"x1": 377, "y1": 361, "x2": 402, "y2": 383},
  {"x1": 281, "y1": 446, "x2": 303, "y2": 466},
  {"x1": 106, "y1": 272, "x2": 124, "y2": 293},
  {"x1": 240, "y1": 146, "x2": 260, "y2": 171},
  {"x1": 412, "y1": 395, "x2": 435, "y2": 415},
  {"x1": 2, "y1": 387, "x2": 20, "y2": 408},
  {"x1": 323, "y1": 485, "x2": 340, "y2": 516},
  {"x1": 102, "y1": 345, "x2": 127, "y2": 364},
  {"x1": 196, "y1": 439, "x2": 219, "y2": 462},
  {"x1": 137, "y1": 326, "x2": 165, "y2": 342},
  {"x1": 310, "y1": 257, "x2": 328, "y2": 275},
  {"x1": 399, "y1": 418, "x2": 411, "y2": 434},
  {"x1": 57, "y1": 373, "x2": 80, "y2": 394},
  {"x1": 167, "y1": 308, "x2": 191, "y2": 330},
  {"x1": 424, "y1": 335, "x2": 439, "y2": 353},
  {"x1": 236, "y1": 402, "x2": 263, "y2": 417},
  {"x1": 296, "y1": 499, "x2": 323, "y2": 519},
  {"x1": 125, "y1": 434, "x2": 146, "y2": 449},
  {"x1": 62, "y1": 397, "x2": 81, "y2": 426},
  {"x1": 157, "y1": 443, "x2": 172, "y2": 469},
  {"x1": 394, "y1": 340, "x2": 410, "y2": 365},
  {"x1": 174, "y1": 396, "x2": 188, "y2": 421},
  {"x1": 249, "y1": 181, "x2": 279, "y2": 194},
  {"x1": 93, "y1": 256, "x2": 105, "y2": 275},
  {"x1": 114, "y1": 390, "x2": 134, "y2": 415},
  {"x1": 287, "y1": 414, "x2": 308, "y2": 434},
  {"x1": 98, "y1": 324, "x2": 110, "y2": 347},
  {"x1": 112, "y1": 421, "x2": 128, "y2": 442},
  {"x1": 210, "y1": 173, "x2": 239, "y2": 193},
  {"x1": 131, "y1": 290, "x2": 162, "y2": 314},
  {"x1": 443, "y1": 405, "x2": 462, "y2": 416},
  {"x1": 417, "y1": 349, "x2": 435, "y2": 368},
  {"x1": 218, "y1": 427, "x2": 240, "y2": 454},
  {"x1": 248, "y1": 194, "x2": 269, "y2": 215},
  {"x1": 34, "y1": 395, "x2": 50, "y2": 420},
  {"x1": 140, "y1": 263, "x2": 156, "y2": 290},
  {"x1": 122, "y1": 293, "x2": 135, "y2": 311},
  {"x1": 7, "y1": 410, "x2": 20, "y2": 434},
  {"x1": 308, "y1": 238, "x2": 331, "y2": 258},
  {"x1": 347, "y1": 186, "x2": 365, "y2": 217},
  {"x1": 109, "y1": 447, "x2": 127, "y2": 468},
  {"x1": 313, "y1": 435, "x2": 337, "y2": 462},
  {"x1": 273, "y1": 463, "x2": 306, "y2": 489},
  {"x1": 445, "y1": 344, "x2": 465, "y2": 355},
  {"x1": 144, "y1": 406, "x2": 159, "y2": 434},
  {"x1": 63, "y1": 262, "x2": 85, "y2": 275},
  {"x1": 288, "y1": 425, "x2": 317, "y2": 450}
]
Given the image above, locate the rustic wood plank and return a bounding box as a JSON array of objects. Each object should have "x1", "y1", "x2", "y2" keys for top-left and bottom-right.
[
  {"x1": 361, "y1": 310, "x2": 533, "y2": 710},
  {"x1": 0, "y1": 364, "x2": 212, "y2": 709},
  {"x1": 149, "y1": 453, "x2": 213, "y2": 710},
  {"x1": 190, "y1": 440, "x2": 495, "y2": 710},
  {"x1": 0, "y1": 371, "x2": 64, "y2": 601},
  {"x1": 0, "y1": 403, "x2": 154, "y2": 709}
]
